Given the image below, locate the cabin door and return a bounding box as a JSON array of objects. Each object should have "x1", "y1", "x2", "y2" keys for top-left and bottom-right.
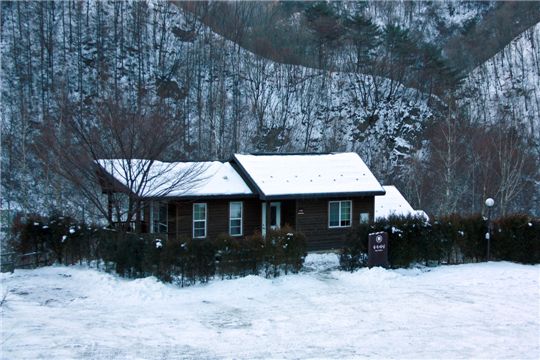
[
  {"x1": 270, "y1": 202, "x2": 281, "y2": 230},
  {"x1": 262, "y1": 201, "x2": 281, "y2": 236}
]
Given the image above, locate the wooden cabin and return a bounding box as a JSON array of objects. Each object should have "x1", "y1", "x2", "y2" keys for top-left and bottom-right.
[{"x1": 97, "y1": 153, "x2": 386, "y2": 251}]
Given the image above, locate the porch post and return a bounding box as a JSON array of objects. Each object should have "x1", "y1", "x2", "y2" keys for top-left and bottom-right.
[
  {"x1": 135, "y1": 200, "x2": 142, "y2": 233},
  {"x1": 265, "y1": 201, "x2": 272, "y2": 239},
  {"x1": 107, "y1": 191, "x2": 113, "y2": 226}
]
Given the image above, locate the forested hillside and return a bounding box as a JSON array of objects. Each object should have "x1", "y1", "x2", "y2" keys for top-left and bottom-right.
[
  {"x1": 1, "y1": 0, "x2": 538, "y2": 220},
  {"x1": 463, "y1": 23, "x2": 540, "y2": 137}
]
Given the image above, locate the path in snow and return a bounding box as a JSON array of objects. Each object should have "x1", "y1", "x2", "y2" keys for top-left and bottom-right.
[{"x1": 1, "y1": 254, "x2": 539, "y2": 359}]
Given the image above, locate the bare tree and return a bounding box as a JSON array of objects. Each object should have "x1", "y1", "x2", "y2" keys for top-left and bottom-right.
[
  {"x1": 36, "y1": 98, "x2": 205, "y2": 230},
  {"x1": 489, "y1": 125, "x2": 537, "y2": 215},
  {"x1": 425, "y1": 101, "x2": 469, "y2": 215}
]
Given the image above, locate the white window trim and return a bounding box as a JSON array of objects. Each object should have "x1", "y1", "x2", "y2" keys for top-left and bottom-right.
[
  {"x1": 229, "y1": 201, "x2": 243, "y2": 237},
  {"x1": 328, "y1": 200, "x2": 352, "y2": 229},
  {"x1": 192, "y1": 203, "x2": 207, "y2": 239},
  {"x1": 158, "y1": 202, "x2": 168, "y2": 234}
]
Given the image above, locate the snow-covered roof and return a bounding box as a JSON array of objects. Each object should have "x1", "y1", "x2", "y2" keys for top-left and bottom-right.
[
  {"x1": 97, "y1": 159, "x2": 253, "y2": 198},
  {"x1": 375, "y1": 185, "x2": 428, "y2": 220},
  {"x1": 233, "y1": 153, "x2": 385, "y2": 199}
]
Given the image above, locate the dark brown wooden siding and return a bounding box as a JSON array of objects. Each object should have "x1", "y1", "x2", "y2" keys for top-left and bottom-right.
[
  {"x1": 244, "y1": 199, "x2": 262, "y2": 235},
  {"x1": 280, "y1": 200, "x2": 296, "y2": 228},
  {"x1": 172, "y1": 198, "x2": 261, "y2": 240},
  {"x1": 160, "y1": 196, "x2": 373, "y2": 251},
  {"x1": 296, "y1": 196, "x2": 374, "y2": 251}
]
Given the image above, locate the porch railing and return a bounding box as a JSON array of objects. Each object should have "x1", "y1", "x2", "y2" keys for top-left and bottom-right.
[{"x1": 111, "y1": 221, "x2": 148, "y2": 233}]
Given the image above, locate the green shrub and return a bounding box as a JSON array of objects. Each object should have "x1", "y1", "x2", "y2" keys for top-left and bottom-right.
[
  {"x1": 9, "y1": 212, "x2": 538, "y2": 280},
  {"x1": 385, "y1": 216, "x2": 420, "y2": 268},
  {"x1": 241, "y1": 231, "x2": 266, "y2": 274},
  {"x1": 341, "y1": 213, "x2": 539, "y2": 271},
  {"x1": 264, "y1": 225, "x2": 307, "y2": 277},
  {"x1": 341, "y1": 215, "x2": 432, "y2": 270},
  {"x1": 9, "y1": 213, "x2": 96, "y2": 267},
  {"x1": 189, "y1": 238, "x2": 217, "y2": 283},
  {"x1": 340, "y1": 223, "x2": 370, "y2": 271},
  {"x1": 10, "y1": 214, "x2": 47, "y2": 256},
  {"x1": 451, "y1": 214, "x2": 485, "y2": 262},
  {"x1": 213, "y1": 232, "x2": 267, "y2": 278},
  {"x1": 281, "y1": 227, "x2": 307, "y2": 274},
  {"x1": 492, "y1": 215, "x2": 540, "y2": 264},
  {"x1": 213, "y1": 233, "x2": 243, "y2": 279}
]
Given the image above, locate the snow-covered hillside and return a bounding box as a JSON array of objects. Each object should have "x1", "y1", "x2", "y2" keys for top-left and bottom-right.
[
  {"x1": 463, "y1": 23, "x2": 540, "y2": 139},
  {"x1": 1, "y1": 1, "x2": 538, "y2": 218},
  {"x1": 336, "y1": 0, "x2": 496, "y2": 43},
  {"x1": 0, "y1": 0, "x2": 434, "y2": 215},
  {"x1": 2, "y1": 255, "x2": 539, "y2": 359}
]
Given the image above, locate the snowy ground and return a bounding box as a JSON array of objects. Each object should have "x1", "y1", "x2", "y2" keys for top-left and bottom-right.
[{"x1": 1, "y1": 254, "x2": 539, "y2": 359}]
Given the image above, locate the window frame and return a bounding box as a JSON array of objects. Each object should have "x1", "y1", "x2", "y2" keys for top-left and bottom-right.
[
  {"x1": 150, "y1": 201, "x2": 168, "y2": 234},
  {"x1": 192, "y1": 203, "x2": 207, "y2": 239},
  {"x1": 359, "y1": 212, "x2": 370, "y2": 224},
  {"x1": 328, "y1": 200, "x2": 353, "y2": 228},
  {"x1": 229, "y1": 201, "x2": 243, "y2": 237}
]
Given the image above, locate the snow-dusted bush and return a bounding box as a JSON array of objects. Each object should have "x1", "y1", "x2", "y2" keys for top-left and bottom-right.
[
  {"x1": 340, "y1": 215, "x2": 433, "y2": 269},
  {"x1": 340, "y1": 214, "x2": 539, "y2": 270},
  {"x1": 264, "y1": 225, "x2": 307, "y2": 277},
  {"x1": 93, "y1": 228, "x2": 306, "y2": 285},
  {"x1": 97, "y1": 231, "x2": 147, "y2": 277},
  {"x1": 9, "y1": 213, "x2": 95, "y2": 267},
  {"x1": 9, "y1": 214, "x2": 47, "y2": 256},
  {"x1": 492, "y1": 215, "x2": 540, "y2": 264},
  {"x1": 437, "y1": 214, "x2": 485, "y2": 263},
  {"x1": 339, "y1": 225, "x2": 370, "y2": 271},
  {"x1": 213, "y1": 233, "x2": 265, "y2": 279},
  {"x1": 212, "y1": 227, "x2": 306, "y2": 279}
]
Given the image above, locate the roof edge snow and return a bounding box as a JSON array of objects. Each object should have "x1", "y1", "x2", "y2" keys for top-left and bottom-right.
[{"x1": 233, "y1": 152, "x2": 385, "y2": 198}]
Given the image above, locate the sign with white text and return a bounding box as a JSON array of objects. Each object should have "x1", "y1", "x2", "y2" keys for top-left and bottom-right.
[{"x1": 368, "y1": 232, "x2": 389, "y2": 268}]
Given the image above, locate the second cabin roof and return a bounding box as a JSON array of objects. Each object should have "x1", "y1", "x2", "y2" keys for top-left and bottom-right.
[{"x1": 233, "y1": 152, "x2": 385, "y2": 199}]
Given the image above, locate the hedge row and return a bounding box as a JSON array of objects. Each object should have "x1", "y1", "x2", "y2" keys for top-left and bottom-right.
[
  {"x1": 9, "y1": 215, "x2": 307, "y2": 285},
  {"x1": 340, "y1": 214, "x2": 540, "y2": 270},
  {"x1": 97, "y1": 226, "x2": 306, "y2": 285},
  {"x1": 9, "y1": 213, "x2": 539, "y2": 279}
]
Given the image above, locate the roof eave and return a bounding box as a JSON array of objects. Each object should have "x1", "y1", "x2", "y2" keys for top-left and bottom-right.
[
  {"x1": 95, "y1": 162, "x2": 134, "y2": 195},
  {"x1": 262, "y1": 190, "x2": 386, "y2": 200},
  {"x1": 230, "y1": 155, "x2": 266, "y2": 198},
  {"x1": 140, "y1": 193, "x2": 257, "y2": 201}
]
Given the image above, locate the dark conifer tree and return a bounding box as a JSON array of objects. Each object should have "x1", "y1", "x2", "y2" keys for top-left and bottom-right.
[
  {"x1": 344, "y1": 15, "x2": 381, "y2": 73},
  {"x1": 304, "y1": 2, "x2": 343, "y2": 68}
]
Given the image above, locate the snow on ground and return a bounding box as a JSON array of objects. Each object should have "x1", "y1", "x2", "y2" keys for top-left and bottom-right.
[{"x1": 1, "y1": 254, "x2": 539, "y2": 359}]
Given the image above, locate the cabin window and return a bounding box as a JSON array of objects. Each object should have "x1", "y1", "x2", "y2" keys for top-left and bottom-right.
[
  {"x1": 360, "y1": 212, "x2": 370, "y2": 224},
  {"x1": 229, "y1": 202, "x2": 243, "y2": 236},
  {"x1": 150, "y1": 202, "x2": 168, "y2": 234},
  {"x1": 193, "y1": 203, "x2": 207, "y2": 238},
  {"x1": 328, "y1": 200, "x2": 352, "y2": 228}
]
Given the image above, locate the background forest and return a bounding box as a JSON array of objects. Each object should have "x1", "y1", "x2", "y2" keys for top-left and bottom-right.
[{"x1": 1, "y1": 0, "x2": 539, "y2": 221}]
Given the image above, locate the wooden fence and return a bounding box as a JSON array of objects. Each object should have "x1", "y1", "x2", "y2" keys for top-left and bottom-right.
[{"x1": 0, "y1": 251, "x2": 51, "y2": 273}]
